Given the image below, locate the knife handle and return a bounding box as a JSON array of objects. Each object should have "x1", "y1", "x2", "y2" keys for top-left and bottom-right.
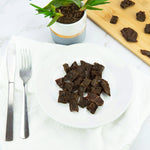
[{"x1": 5, "y1": 82, "x2": 14, "y2": 141}]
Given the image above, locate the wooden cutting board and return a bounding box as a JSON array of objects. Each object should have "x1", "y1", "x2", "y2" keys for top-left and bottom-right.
[{"x1": 87, "y1": 0, "x2": 150, "y2": 66}]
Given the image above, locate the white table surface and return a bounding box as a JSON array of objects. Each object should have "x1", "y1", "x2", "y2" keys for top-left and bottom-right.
[{"x1": 0, "y1": 0, "x2": 150, "y2": 149}]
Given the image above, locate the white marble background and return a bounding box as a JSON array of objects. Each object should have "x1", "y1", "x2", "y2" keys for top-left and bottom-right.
[{"x1": 0, "y1": 0, "x2": 150, "y2": 149}]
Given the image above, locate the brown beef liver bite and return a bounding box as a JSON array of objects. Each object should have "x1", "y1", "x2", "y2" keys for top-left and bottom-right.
[
  {"x1": 78, "y1": 97, "x2": 90, "y2": 108},
  {"x1": 121, "y1": 27, "x2": 138, "y2": 42},
  {"x1": 110, "y1": 16, "x2": 119, "y2": 24},
  {"x1": 120, "y1": 0, "x2": 135, "y2": 9},
  {"x1": 136, "y1": 11, "x2": 146, "y2": 22},
  {"x1": 87, "y1": 103, "x2": 98, "y2": 114},
  {"x1": 86, "y1": 93, "x2": 104, "y2": 106},
  {"x1": 141, "y1": 50, "x2": 150, "y2": 58},
  {"x1": 100, "y1": 79, "x2": 111, "y2": 96},
  {"x1": 58, "y1": 91, "x2": 69, "y2": 104},
  {"x1": 144, "y1": 24, "x2": 150, "y2": 34},
  {"x1": 55, "y1": 78, "x2": 64, "y2": 88}
]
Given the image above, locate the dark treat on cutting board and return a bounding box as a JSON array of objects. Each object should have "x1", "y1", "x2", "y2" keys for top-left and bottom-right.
[
  {"x1": 136, "y1": 11, "x2": 146, "y2": 22},
  {"x1": 141, "y1": 50, "x2": 150, "y2": 58},
  {"x1": 120, "y1": 0, "x2": 135, "y2": 9},
  {"x1": 56, "y1": 3, "x2": 84, "y2": 24},
  {"x1": 121, "y1": 27, "x2": 138, "y2": 42},
  {"x1": 144, "y1": 24, "x2": 150, "y2": 34},
  {"x1": 55, "y1": 61, "x2": 111, "y2": 114},
  {"x1": 110, "y1": 16, "x2": 118, "y2": 24}
]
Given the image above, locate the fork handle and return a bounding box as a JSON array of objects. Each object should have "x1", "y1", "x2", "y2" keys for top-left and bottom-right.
[{"x1": 20, "y1": 83, "x2": 29, "y2": 139}]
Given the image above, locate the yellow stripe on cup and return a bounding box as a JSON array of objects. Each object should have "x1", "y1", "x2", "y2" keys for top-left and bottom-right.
[{"x1": 50, "y1": 27, "x2": 86, "y2": 39}]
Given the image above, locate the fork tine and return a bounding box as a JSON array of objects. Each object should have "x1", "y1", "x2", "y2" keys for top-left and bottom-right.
[{"x1": 20, "y1": 49, "x2": 32, "y2": 70}]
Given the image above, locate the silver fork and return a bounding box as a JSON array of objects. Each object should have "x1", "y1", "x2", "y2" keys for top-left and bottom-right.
[{"x1": 19, "y1": 49, "x2": 32, "y2": 139}]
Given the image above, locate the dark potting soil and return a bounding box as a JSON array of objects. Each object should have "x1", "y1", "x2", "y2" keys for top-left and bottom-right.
[{"x1": 56, "y1": 3, "x2": 84, "y2": 24}]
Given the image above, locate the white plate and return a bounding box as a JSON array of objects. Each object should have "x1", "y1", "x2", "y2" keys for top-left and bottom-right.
[{"x1": 36, "y1": 44, "x2": 133, "y2": 128}]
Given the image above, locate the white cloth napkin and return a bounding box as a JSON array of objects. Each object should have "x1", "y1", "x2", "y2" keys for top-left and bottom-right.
[{"x1": 0, "y1": 36, "x2": 150, "y2": 150}]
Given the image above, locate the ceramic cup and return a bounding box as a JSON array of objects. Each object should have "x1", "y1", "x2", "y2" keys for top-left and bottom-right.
[{"x1": 50, "y1": 10, "x2": 87, "y2": 45}]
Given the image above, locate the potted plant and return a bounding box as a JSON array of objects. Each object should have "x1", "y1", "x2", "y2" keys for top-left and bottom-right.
[{"x1": 30, "y1": 0, "x2": 109, "y2": 45}]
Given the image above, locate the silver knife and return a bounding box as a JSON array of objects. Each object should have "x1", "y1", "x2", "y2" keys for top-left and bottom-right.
[{"x1": 5, "y1": 43, "x2": 16, "y2": 141}]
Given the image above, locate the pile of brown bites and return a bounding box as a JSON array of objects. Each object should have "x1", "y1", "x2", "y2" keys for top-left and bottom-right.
[
  {"x1": 55, "y1": 61, "x2": 110, "y2": 114},
  {"x1": 110, "y1": 0, "x2": 150, "y2": 58}
]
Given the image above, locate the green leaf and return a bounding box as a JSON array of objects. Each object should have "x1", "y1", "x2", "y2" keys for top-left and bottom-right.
[
  {"x1": 80, "y1": 0, "x2": 93, "y2": 10},
  {"x1": 86, "y1": 5, "x2": 103, "y2": 10},
  {"x1": 47, "y1": 13, "x2": 62, "y2": 27},
  {"x1": 80, "y1": 0, "x2": 109, "y2": 10},
  {"x1": 51, "y1": 5, "x2": 56, "y2": 15},
  {"x1": 44, "y1": 0, "x2": 81, "y2": 10},
  {"x1": 30, "y1": 3, "x2": 53, "y2": 17},
  {"x1": 89, "y1": 0, "x2": 110, "y2": 6}
]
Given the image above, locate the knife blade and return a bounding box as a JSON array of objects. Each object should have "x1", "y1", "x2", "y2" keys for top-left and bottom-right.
[{"x1": 5, "y1": 43, "x2": 16, "y2": 141}]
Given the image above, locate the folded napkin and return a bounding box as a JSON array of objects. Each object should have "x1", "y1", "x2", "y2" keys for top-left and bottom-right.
[{"x1": 0, "y1": 36, "x2": 150, "y2": 150}]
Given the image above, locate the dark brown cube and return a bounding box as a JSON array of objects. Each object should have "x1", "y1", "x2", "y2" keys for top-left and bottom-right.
[
  {"x1": 120, "y1": 0, "x2": 135, "y2": 9},
  {"x1": 121, "y1": 27, "x2": 138, "y2": 42},
  {"x1": 86, "y1": 86, "x2": 92, "y2": 93},
  {"x1": 55, "y1": 78, "x2": 64, "y2": 88},
  {"x1": 63, "y1": 82, "x2": 74, "y2": 92},
  {"x1": 73, "y1": 77, "x2": 83, "y2": 91},
  {"x1": 144, "y1": 24, "x2": 150, "y2": 34},
  {"x1": 69, "y1": 101, "x2": 79, "y2": 112},
  {"x1": 100, "y1": 79, "x2": 111, "y2": 96},
  {"x1": 70, "y1": 61, "x2": 78, "y2": 70},
  {"x1": 91, "y1": 63, "x2": 104, "y2": 78},
  {"x1": 91, "y1": 87, "x2": 102, "y2": 95},
  {"x1": 91, "y1": 76, "x2": 101, "y2": 87},
  {"x1": 93, "y1": 63, "x2": 104, "y2": 72},
  {"x1": 87, "y1": 103, "x2": 98, "y2": 114},
  {"x1": 141, "y1": 50, "x2": 150, "y2": 58},
  {"x1": 69, "y1": 93, "x2": 79, "y2": 112},
  {"x1": 78, "y1": 86, "x2": 86, "y2": 96},
  {"x1": 110, "y1": 16, "x2": 118, "y2": 24},
  {"x1": 58, "y1": 91, "x2": 69, "y2": 104},
  {"x1": 76, "y1": 66, "x2": 85, "y2": 78},
  {"x1": 80, "y1": 60, "x2": 92, "y2": 71},
  {"x1": 80, "y1": 78, "x2": 91, "y2": 87},
  {"x1": 63, "y1": 63, "x2": 70, "y2": 73},
  {"x1": 136, "y1": 11, "x2": 146, "y2": 22},
  {"x1": 66, "y1": 70, "x2": 79, "y2": 81},
  {"x1": 86, "y1": 93, "x2": 104, "y2": 106},
  {"x1": 78, "y1": 97, "x2": 90, "y2": 108}
]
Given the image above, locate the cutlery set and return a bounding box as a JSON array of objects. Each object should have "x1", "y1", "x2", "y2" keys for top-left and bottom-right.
[{"x1": 6, "y1": 43, "x2": 32, "y2": 141}]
